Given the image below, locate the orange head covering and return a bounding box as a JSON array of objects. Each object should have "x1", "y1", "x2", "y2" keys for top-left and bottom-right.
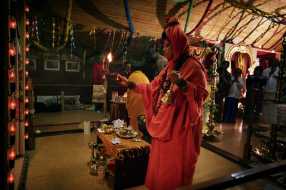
[{"x1": 162, "y1": 17, "x2": 189, "y2": 65}]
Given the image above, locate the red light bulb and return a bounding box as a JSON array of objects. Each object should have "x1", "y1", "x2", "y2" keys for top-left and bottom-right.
[
  {"x1": 26, "y1": 20, "x2": 30, "y2": 26},
  {"x1": 25, "y1": 71, "x2": 29, "y2": 77},
  {"x1": 25, "y1": 134, "x2": 29, "y2": 139},
  {"x1": 25, "y1": 110, "x2": 29, "y2": 115},
  {"x1": 9, "y1": 70, "x2": 15, "y2": 81},
  {"x1": 7, "y1": 172, "x2": 14, "y2": 184},
  {"x1": 25, "y1": 6, "x2": 30, "y2": 12},
  {"x1": 25, "y1": 33, "x2": 30, "y2": 39},
  {"x1": 25, "y1": 85, "x2": 29, "y2": 90},
  {"x1": 8, "y1": 148, "x2": 16, "y2": 160},
  {"x1": 25, "y1": 47, "x2": 30, "y2": 52},
  {"x1": 24, "y1": 121, "x2": 29, "y2": 127},
  {"x1": 9, "y1": 123, "x2": 16, "y2": 134},
  {"x1": 9, "y1": 19, "x2": 17, "y2": 29},
  {"x1": 25, "y1": 98, "x2": 29, "y2": 103},
  {"x1": 9, "y1": 99, "x2": 16, "y2": 110},
  {"x1": 25, "y1": 59, "x2": 30, "y2": 64},
  {"x1": 9, "y1": 48, "x2": 16, "y2": 56}
]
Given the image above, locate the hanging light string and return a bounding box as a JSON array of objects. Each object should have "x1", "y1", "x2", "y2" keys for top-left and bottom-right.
[
  {"x1": 35, "y1": 17, "x2": 40, "y2": 41},
  {"x1": 24, "y1": 4, "x2": 31, "y2": 143},
  {"x1": 110, "y1": 30, "x2": 115, "y2": 52},
  {"x1": 31, "y1": 0, "x2": 73, "y2": 51},
  {"x1": 52, "y1": 18, "x2": 55, "y2": 48},
  {"x1": 7, "y1": 0, "x2": 18, "y2": 188},
  {"x1": 57, "y1": 18, "x2": 61, "y2": 47},
  {"x1": 89, "y1": 27, "x2": 96, "y2": 44},
  {"x1": 70, "y1": 24, "x2": 75, "y2": 57},
  {"x1": 103, "y1": 30, "x2": 112, "y2": 52},
  {"x1": 122, "y1": 32, "x2": 128, "y2": 63},
  {"x1": 114, "y1": 30, "x2": 123, "y2": 53}
]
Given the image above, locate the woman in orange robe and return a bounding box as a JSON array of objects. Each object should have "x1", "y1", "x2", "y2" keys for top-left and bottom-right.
[{"x1": 117, "y1": 18, "x2": 208, "y2": 190}]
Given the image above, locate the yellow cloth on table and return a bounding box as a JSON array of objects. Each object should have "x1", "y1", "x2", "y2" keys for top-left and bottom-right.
[{"x1": 127, "y1": 71, "x2": 150, "y2": 130}]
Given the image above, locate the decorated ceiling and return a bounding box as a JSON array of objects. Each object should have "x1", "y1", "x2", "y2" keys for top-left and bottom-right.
[{"x1": 29, "y1": 0, "x2": 286, "y2": 51}]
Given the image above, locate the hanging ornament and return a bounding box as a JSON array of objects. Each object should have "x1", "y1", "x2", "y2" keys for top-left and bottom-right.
[
  {"x1": 34, "y1": 17, "x2": 40, "y2": 41},
  {"x1": 70, "y1": 25, "x2": 75, "y2": 57}
]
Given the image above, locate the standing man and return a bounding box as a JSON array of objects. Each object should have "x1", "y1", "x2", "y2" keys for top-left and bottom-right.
[{"x1": 215, "y1": 61, "x2": 232, "y2": 122}]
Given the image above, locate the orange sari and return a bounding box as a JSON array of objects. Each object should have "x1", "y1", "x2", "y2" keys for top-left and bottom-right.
[{"x1": 134, "y1": 23, "x2": 208, "y2": 190}]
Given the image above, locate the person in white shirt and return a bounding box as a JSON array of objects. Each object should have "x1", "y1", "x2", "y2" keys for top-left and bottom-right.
[
  {"x1": 262, "y1": 60, "x2": 279, "y2": 93},
  {"x1": 223, "y1": 68, "x2": 245, "y2": 123}
]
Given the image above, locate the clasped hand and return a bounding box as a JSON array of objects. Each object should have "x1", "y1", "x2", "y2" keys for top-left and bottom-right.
[{"x1": 168, "y1": 70, "x2": 181, "y2": 83}]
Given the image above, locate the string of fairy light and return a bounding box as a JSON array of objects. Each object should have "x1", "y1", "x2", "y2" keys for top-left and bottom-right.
[
  {"x1": 7, "y1": 0, "x2": 17, "y2": 188},
  {"x1": 6, "y1": 1, "x2": 32, "y2": 189},
  {"x1": 24, "y1": 3, "x2": 31, "y2": 144}
]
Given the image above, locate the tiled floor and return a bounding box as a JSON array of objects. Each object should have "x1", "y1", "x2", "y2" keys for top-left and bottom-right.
[
  {"x1": 26, "y1": 133, "x2": 241, "y2": 190},
  {"x1": 24, "y1": 111, "x2": 282, "y2": 190},
  {"x1": 209, "y1": 120, "x2": 247, "y2": 158},
  {"x1": 27, "y1": 133, "x2": 110, "y2": 190},
  {"x1": 33, "y1": 111, "x2": 248, "y2": 158}
]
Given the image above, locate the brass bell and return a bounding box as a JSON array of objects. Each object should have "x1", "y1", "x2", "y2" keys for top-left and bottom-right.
[{"x1": 161, "y1": 89, "x2": 173, "y2": 104}]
